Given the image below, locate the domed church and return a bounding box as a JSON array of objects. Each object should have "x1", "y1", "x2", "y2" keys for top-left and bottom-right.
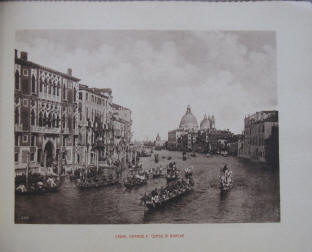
[
  {"x1": 200, "y1": 114, "x2": 215, "y2": 130},
  {"x1": 179, "y1": 105, "x2": 199, "y2": 131},
  {"x1": 168, "y1": 105, "x2": 219, "y2": 151}
]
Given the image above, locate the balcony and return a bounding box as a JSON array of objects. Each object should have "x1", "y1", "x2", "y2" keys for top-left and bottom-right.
[
  {"x1": 62, "y1": 128, "x2": 70, "y2": 134},
  {"x1": 14, "y1": 124, "x2": 23, "y2": 131},
  {"x1": 30, "y1": 125, "x2": 61, "y2": 134}
]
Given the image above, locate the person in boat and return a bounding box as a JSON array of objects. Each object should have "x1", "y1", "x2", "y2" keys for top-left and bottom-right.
[
  {"x1": 220, "y1": 164, "x2": 232, "y2": 187},
  {"x1": 16, "y1": 184, "x2": 27, "y2": 193},
  {"x1": 37, "y1": 181, "x2": 44, "y2": 189},
  {"x1": 222, "y1": 164, "x2": 228, "y2": 173},
  {"x1": 47, "y1": 177, "x2": 56, "y2": 188}
]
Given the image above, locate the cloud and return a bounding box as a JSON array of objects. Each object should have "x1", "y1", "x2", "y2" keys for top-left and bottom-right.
[{"x1": 15, "y1": 30, "x2": 277, "y2": 140}]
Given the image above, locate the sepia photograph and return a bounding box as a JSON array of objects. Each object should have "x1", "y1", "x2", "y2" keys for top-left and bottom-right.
[{"x1": 13, "y1": 30, "x2": 280, "y2": 224}]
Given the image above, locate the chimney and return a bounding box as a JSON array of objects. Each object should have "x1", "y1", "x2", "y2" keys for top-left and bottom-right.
[
  {"x1": 20, "y1": 51, "x2": 28, "y2": 61},
  {"x1": 67, "y1": 68, "x2": 72, "y2": 76}
]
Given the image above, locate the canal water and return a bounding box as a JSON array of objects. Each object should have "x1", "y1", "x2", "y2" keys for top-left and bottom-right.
[{"x1": 15, "y1": 150, "x2": 280, "y2": 224}]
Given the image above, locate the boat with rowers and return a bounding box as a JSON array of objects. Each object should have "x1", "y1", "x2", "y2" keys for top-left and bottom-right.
[
  {"x1": 77, "y1": 165, "x2": 119, "y2": 189},
  {"x1": 141, "y1": 177, "x2": 194, "y2": 210},
  {"x1": 78, "y1": 175, "x2": 119, "y2": 189}
]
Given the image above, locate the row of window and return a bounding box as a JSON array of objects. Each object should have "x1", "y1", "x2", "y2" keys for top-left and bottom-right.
[
  {"x1": 14, "y1": 108, "x2": 76, "y2": 129},
  {"x1": 246, "y1": 135, "x2": 265, "y2": 146},
  {"x1": 80, "y1": 92, "x2": 108, "y2": 107},
  {"x1": 245, "y1": 124, "x2": 265, "y2": 136},
  {"x1": 15, "y1": 148, "x2": 70, "y2": 163},
  {"x1": 15, "y1": 70, "x2": 77, "y2": 102}
]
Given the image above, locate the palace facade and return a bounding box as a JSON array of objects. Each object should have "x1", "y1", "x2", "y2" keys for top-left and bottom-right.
[
  {"x1": 14, "y1": 50, "x2": 79, "y2": 175},
  {"x1": 14, "y1": 50, "x2": 132, "y2": 175}
]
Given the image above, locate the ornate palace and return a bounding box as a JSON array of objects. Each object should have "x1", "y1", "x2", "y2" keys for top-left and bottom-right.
[{"x1": 14, "y1": 50, "x2": 132, "y2": 175}]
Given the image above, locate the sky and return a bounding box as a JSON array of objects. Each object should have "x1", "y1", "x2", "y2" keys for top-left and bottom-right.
[{"x1": 16, "y1": 30, "x2": 277, "y2": 141}]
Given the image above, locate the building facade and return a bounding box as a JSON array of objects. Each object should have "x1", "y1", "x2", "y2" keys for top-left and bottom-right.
[
  {"x1": 112, "y1": 103, "x2": 132, "y2": 166},
  {"x1": 14, "y1": 50, "x2": 79, "y2": 175},
  {"x1": 238, "y1": 111, "x2": 279, "y2": 163},
  {"x1": 14, "y1": 50, "x2": 133, "y2": 176},
  {"x1": 77, "y1": 85, "x2": 113, "y2": 168}
]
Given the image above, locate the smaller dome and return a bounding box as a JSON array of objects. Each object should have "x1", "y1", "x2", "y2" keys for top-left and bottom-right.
[
  {"x1": 179, "y1": 105, "x2": 198, "y2": 131},
  {"x1": 200, "y1": 114, "x2": 210, "y2": 130}
]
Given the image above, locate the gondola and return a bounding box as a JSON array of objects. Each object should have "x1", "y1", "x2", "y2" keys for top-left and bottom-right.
[
  {"x1": 70, "y1": 175, "x2": 80, "y2": 181},
  {"x1": 124, "y1": 178, "x2": 147, "y2": 189},
  {"x1": 15, "y1": 179, "x2": 61, "y2": 195},
  {"x1": 138, "y1": 152, "x2": 152, "y2": 158},
  {"x1": 141, "y1": 179, "x2": 194, "y2": 210},
  {"x1": 219, "y1": 170, "x2": 233, "y2": 192},
  {"x1": 220, "y1": 183, "x2": 232, "y2": 193}
]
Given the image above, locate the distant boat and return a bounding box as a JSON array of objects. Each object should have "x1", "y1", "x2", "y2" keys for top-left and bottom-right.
[
  {"x1": 154, "y1": 154, "x2": 159, "y2": 163},
  {"x1": 124, "y1": 174, "x2": 147, "y2": 189},
  {"x1": 78, "y1": 177, "x2": 119, "y2": 189}
]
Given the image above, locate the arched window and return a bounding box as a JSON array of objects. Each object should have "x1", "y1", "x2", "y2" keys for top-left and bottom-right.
[
  {"x1": 43, "y1": 113, "x2": 47, "y2": 127},
  {"x1": 40, "y1": 78, "x2": 43, "y2": 92},
  {"x1": 79, "y1": 133, "x2": 82, "y2": 144},
  {"x1": 51, "y1": 114, "x2": 55, "y2": 128},
  {"x1": 62, "y1": 114, "x2": 66, "y2": 128},
  {"x1": 15, "y1": 70, "x2": 19, "y2": 89},
  {"x1": 73, "y1": 116, "x2": 76, "y2": 129},
  {"x1": 56, "y1": 114, "x2": 60, "y2": 128},
  {"x1": 57, "y1": 83, "x2": 60, "y2": 96},
  {"x1": 48, "y1": 113, "x2": 52, "y2": 128},
  {"x1": 74, "y1": 88, "x2": 77, "y2": 102},
  {"x1": 15, "y1": 107, "x2": 19, "y2": 124},
  {"x1": 32, "y1": 75, "x2": 36, "y2": 93},
  {"x1": 63, "y1": 85, "x2": 66, "y2": 99},
  {"x1": 31, "y1": 110, "x2": 35, "y2": 126},
  {"x1": 39, "y1": 112, "x2": 43, "y2": 126},
  {"x1": 48, "y1": 84, "x2": 52, "y2": 95}
]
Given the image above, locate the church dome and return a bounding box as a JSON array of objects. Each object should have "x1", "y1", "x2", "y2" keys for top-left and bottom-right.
[
  {"x1": 200, "y1": 114, "x2": 210, "y2": 130},
  {"x1": 179, "y1": 105, "x2": 198, "y2": 131}
]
